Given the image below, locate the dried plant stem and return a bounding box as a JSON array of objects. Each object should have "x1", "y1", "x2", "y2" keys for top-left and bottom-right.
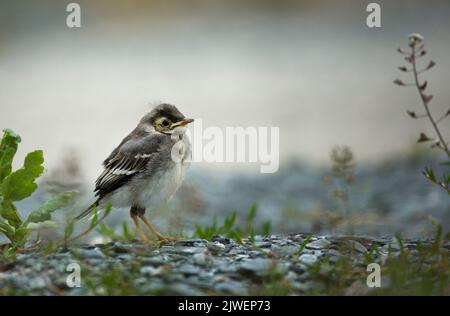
[{"x1": 411, "y1": 46, "x2": 450, "y2": 159}]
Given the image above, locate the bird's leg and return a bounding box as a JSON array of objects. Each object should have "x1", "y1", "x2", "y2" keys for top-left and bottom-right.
[
  {"x1": 130, "y1": 207, "x2": 149, "y2": 242},
  {"x1": 138, "y1": 212, "x2": 177, "y2": 242}
]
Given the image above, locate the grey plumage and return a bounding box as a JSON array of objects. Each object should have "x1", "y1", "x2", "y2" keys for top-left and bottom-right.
[{"x1": 75, "y1": 104, "x2": 192, "y2": 221}]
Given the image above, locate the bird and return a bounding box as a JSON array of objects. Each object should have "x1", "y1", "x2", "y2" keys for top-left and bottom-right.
[{"x1": 75, "y1": 103, "x2": 194, "y2": 242}]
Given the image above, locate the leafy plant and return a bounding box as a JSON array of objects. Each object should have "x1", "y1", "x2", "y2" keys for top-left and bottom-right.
[
  {"x1": 423, "y1": 167, "x2": 450, "y2": 194},
  {"x1": 97, "y1": 220, "x2": 136, "y2": 242},
  {"x1": 0, "y1": 129, "x2": 76, "y2": 252},
  {"x1": 68, "y1": 204, "x2": 112, "y2": 242},
  {"x1": 322, "y1": 145, "x2": 357, "y2": 232},
  {"x1": 394, "y1": 33, "x2": 450, "y2": 194},
  {"x1": 194, "y1": 204, "x2": 271, "y2": 244}
]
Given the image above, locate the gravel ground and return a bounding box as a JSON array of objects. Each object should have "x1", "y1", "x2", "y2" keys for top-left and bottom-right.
[{"x1": 1, "y1": 234, "x2": 448, "y2": 295}]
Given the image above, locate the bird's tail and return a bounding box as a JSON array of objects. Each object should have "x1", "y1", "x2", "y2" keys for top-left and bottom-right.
[{"x1": 74, "y1": 201, "x2": 99, "y2": 221}]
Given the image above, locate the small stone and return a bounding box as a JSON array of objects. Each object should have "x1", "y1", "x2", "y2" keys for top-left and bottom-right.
[
  {"x1": 141, "y1": 256, "x2": 169, "y2": 266},
  {"x1": 192, "y1": 252, "x2": 212, "y2": 266},
  {"x1": 140, "y1": 266, "x2": 163, "y2": 276},
  {"x1": 168, "y1": 283, "x2": 204, "y2": 296},
  {"x1": 15, "y1": 254, "x2": 29, "y2": 262},
  {"x1": 75, "y1": 247, "x2": 105, "y2": 259},
  {"x1": 111, "y1": 242, "x2": 134, "y2": 254},
  {"x1": 214, "y1": 282, "x2": 248, "y2": 295},
  {"x1": 238, "y1": 258, "x2": 274, "y2": 275},
  {"x1": 292, "y1": 234, "x2": 305, "y2": 241},
  {"x1": 173, "y1": 264, "x2": 201, "y2": 275},
  {"x1": 298, "y1": 254, "x2": 318, "y2": 265},
  {"x1": 29, "y1": 277, "x2": 46, "y2": 289},
  {"x1": 116, "y1": 254, "x2": 134, "y2": 261},
  {"x1": 212, "y1": 236, "x2": 234, "y2": 244},
  {"x1": 306, "y1": 238, "x2": 331, "y2": 250},
  {"x1": 161, "y1": 246, "x2": 204, "y2": 255},
  {"x1": 286, "y1": 271, "x2": 298, "y2": 282},
  {"x1": 254, "y1": 242, "x2": 272, "y2": 248},
  {"x1": 85, "y1": 258, "x2": 105, "y2": 266},
  {"x1": 253, "y1": 235, "x2": 265, "y2": 242},
  {"x1": 327, "y1": 249, "x2": 342, "y2": 257},
  {"x1": 175, "y1": 239, "x2": 208, "y2": 247},
  {"x1": 270, "y1": 245, "x2": 297, "y2": 258},
  {"x1": 207, "y1": 241, "x2": 226, "y2": 254},
  {"x1": 348, "y1": 240, "x2": 368, "y2": 253}
]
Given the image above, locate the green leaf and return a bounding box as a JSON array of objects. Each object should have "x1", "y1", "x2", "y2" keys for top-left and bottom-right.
[
  {"x1": 104, "y1": 203, "x2": 112, "y2": 217},
  {"x1": 2, "y1": 150, "x2": 44, "y2": 201},
  {"x1": 64, "y1": 220, "x2": 75, "y2": 243},
  {"x1": 89, "y1": 207, "x2": 99, "y2": 230},
  {"x1": 227, "y1": 229, "x2": 243, "y2": 245},
  {"x1": 25, "y1": 191, "x2": 77, "y2": 225},
  {"x1": 260, "y1": 220, "x2": 272, "y2": 236},
  {"x1": 246, "y1": 204, "x2": 257, "y2": 224},
  {"x1": 27, "y1": 220, "x2": 59, "y2": 230},
  {"x1": 0, "y1": 129, "x2": 21, "y2": 183},
  {"x1": 0, "y1": 218, "x2": 15, "y2": 243},
  {"x1": 431, "y1": 224, "x2": 442, "y2": 255},
  {"x1": 0, "y1": 199, "x2": 22, "y2": 228},
  {"x1": 223, "y1": 211, "x2": 237, "y2": 232},
  {"x1": 98, "y1": 222, "x2": 115, "y2": 239},
  {"x1": 13, "y1": 227, "x2": 29, "y2": 247},
  {"x1": 296, "y1": 235, "x2": 312, "y2": 256},
  {"x1": 395, "y1": 232, "x2": 405, "y2": 256},
  {"x1": 122, "y1": 221, "x2": 133, "y2": 241},
  {"x1": 424, "y1": 167, "x2": 436, "y2": 181},
  {"x1": 2, "y1": 244, "x2": 17, "y2": 259}
]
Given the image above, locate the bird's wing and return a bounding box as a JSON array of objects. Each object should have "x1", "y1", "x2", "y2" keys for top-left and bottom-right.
[{"x1": 94, "y1": 133, "x2": 171, "y2": 199}]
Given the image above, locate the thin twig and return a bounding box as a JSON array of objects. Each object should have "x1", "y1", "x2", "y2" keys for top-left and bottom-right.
[{"x1": 410, "y1": 45, "x2": 450, "y2": 159}]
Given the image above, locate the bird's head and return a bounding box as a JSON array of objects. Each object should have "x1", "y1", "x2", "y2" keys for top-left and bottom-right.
[{"x1": 141, "y1": 103, "x2": 194, "y2": 135}]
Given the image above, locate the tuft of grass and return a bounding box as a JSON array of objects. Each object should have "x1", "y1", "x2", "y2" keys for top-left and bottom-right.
[
  {"x1": 83, "y1": 261, "x2": 142, "y2": 295},
  {"x1": 250, "y1": 263, "x2": 293, "y2": 296},
  {"x1": 296, "y1": 235, "x2": 312, "y2": 256},
  {"x1": 97, "y1": 221, "x2": 136, "y2": 242},
  {"x1": 193, "y1": 204, "x2": 272, "y2": 244},
  {"x1": 303, "y1": 223, "x2": 449, "y2": 295}
]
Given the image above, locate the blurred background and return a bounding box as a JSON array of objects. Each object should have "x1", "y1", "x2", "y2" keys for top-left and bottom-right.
[{"x1": 1, "y1": 0, "x2": 449, "y2": 240}]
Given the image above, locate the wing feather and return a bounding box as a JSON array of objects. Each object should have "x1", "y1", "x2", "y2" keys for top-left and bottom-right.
[{"x1": 94, "y1": 133, "x2": 170, "y2": 199}]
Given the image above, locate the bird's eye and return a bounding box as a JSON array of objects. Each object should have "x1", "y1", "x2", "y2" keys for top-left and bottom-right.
[{"x1": 161, "y1": 119, "x2": 170, "y2": 127}]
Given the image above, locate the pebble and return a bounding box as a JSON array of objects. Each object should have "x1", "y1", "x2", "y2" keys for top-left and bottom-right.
[
  {"x1": 214, "y1": 282, "x2": 247, "y2": 295},
  {"x1": 298, "y1": 254, "x2": 318, "y2": 265},
  {"x1": 74, "y1": 247, "x2": 105, "y2": 260},
  {"x1": 207, "y1": 241, "x2": 226, "y2": 254},
  {"x1": 192, "y1": 251, "x2": 212, "y2": 266},
  {"x1": 238, "y1": 258, "x2": 274, "y2": 275},
  {"x1": 173, "y1": 264, "x2": 201, "y2": 275},
  {"x1": 28, "y1": 277, "x2": 46, "y2": 289},
  {"x1": 140, "y1": 266, "x2": 163, "y2": 276},
  {"x1": 306, "y1": 238, "x2": 331, "y2": 250},
  {"x1": 254, "y1": 241, "x2": 272, "y2": 248},
  {"x1": 347, "y1": 240, "x2": 368, "y2": 253}
]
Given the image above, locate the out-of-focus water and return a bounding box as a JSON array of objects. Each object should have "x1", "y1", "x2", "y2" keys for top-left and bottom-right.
[{"x1": 1, "y1": 0, "x2": 449, "y2": 177}]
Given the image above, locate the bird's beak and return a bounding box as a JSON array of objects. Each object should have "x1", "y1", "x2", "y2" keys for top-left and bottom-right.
[{"x1": 171, "y1": 118, "x2": 194, "y2": 128}]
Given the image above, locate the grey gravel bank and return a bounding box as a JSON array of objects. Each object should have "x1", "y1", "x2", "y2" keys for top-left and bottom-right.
[{"x1": 1, "y1": 234, "x2": 448, "y2": 295}]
